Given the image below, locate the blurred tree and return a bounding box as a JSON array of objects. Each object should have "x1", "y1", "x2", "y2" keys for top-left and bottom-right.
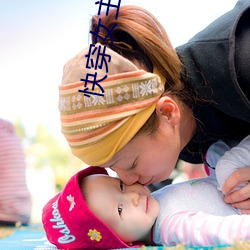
[
  {"x1": 14, "y1": 118, "x2": 26, "y2": 139},
  {"x1": 14, "y1": 120, "x2": 85, "y2": 191}
]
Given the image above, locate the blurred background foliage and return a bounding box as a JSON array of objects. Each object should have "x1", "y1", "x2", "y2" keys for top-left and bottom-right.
[{"x1": 14, "y1": 118, "x2": 85, "y2": 192}]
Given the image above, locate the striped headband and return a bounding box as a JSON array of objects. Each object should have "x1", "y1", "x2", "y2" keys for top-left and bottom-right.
[{"x1": 59, "y1": 43, "x2": 165, "y2": 165}]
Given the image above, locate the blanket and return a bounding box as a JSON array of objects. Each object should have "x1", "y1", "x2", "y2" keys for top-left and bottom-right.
[{"x1": 0, "y1": 225, "x2": 248, "y2": 250}]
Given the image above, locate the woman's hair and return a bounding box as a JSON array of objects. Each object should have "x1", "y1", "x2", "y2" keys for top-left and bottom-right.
[{"x1": 90, "y1": 5, "x2": 193, "y2": 135}]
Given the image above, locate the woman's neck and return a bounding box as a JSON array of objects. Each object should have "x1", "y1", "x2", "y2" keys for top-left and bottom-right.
[{"x1": 179, "y1": 104, "x2": 196, "y2": 149}]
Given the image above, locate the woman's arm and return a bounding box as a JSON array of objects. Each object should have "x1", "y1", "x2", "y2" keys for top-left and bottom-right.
[
  {"x1": 215, "y1": 135, "x2": 250, "y2": 192},
  {"x1": 215, "y1": 135, "x2": 250, "y2": 212}
]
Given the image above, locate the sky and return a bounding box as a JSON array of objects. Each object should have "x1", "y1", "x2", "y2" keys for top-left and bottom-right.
[{"x1": 0, "y1": 0, "x2": 238, "y2": 140}]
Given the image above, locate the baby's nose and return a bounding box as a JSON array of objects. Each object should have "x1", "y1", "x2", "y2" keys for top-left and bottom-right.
[{"x1": 126, "y1": 191, "x2": 140, "y2": 206}]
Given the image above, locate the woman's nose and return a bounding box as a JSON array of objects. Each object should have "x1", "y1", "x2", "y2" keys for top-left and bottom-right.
[{"x1": 112, "y1": 168, "x2": 139, "y2": 185}]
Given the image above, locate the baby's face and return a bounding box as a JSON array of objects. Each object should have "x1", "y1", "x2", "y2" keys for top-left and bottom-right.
[{"x1": 84, "y1": 174, "x2": 160, "y2": 244}]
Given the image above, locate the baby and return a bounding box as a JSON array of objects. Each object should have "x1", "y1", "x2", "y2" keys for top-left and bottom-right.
[{"x1": 42, "y1": 135, "x2": 250, "y2": 249}]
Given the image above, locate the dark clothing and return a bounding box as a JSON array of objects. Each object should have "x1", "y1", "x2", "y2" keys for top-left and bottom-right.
[{"x1": 176, "y1": 0, "x2": 250, "y2": 164}]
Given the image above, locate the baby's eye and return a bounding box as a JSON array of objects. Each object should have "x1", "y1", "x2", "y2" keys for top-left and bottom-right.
[
  {"x1": 120, "y1": 180, "x2": 124, "y2": 191},
  {"x1": 118, "y1": 204, "x2": 123, "y2": 216}
]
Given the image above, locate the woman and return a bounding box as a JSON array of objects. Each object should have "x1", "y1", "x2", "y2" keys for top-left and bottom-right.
[{"x1": 59, "y1": 1, "x2": 250, "y2": 211}]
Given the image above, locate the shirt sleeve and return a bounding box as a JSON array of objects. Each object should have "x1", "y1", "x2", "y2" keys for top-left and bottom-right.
[
  {"x1": 0, "y1": 119, "x2": 32, "y2": 224},
  {"x1": 205, "y1": 139, "x2": 232, "y2": 177},
  {"x1": 159, "y1": 209, "x2": 250, "y2": 247},
  {"x1": 215, "y1": 135, "x2": 250, "y2": 192}
]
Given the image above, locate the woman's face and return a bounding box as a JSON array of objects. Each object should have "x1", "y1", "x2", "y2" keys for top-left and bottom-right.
[{"x1": 100, "y1": 119, "x2": 182, "y2": 186}]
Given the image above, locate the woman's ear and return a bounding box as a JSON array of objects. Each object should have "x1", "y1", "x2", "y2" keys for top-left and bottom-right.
[{"x1": 156, "y1": 96, "x2": 180, "y2": 126}]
